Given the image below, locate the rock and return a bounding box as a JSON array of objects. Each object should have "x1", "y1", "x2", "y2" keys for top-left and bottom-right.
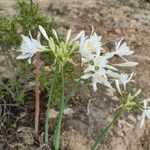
[
  {"x1": 128, "y1": 114, "x2": 137, "y2": 123},
  {"x1": 61, "y1": 129, "x2": 91, "y2": 150},
  {"x1": 49, "y1": 109, "x2": 59, "y2": 118}
]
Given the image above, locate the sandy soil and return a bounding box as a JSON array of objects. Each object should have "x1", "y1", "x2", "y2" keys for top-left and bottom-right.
[{"x1": 0, "y1": 0, "x2": 150, "y2": 150}]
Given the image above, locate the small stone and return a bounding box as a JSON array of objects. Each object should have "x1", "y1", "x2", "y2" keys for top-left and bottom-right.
[
  {"x1": 49, "y1": 109, "x2": 59, "y2": 119},
  {"x1": 64, "y1": 108, "x2": 74, "y2": 115}
]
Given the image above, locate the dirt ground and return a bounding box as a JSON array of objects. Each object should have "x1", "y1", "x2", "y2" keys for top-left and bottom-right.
[{"x1": 0, "y1": 0, "x2": 150, "y2": 150}]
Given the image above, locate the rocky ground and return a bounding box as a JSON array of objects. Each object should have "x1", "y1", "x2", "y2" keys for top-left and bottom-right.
[{"x1": 0, "y1": 0, "x2": 150, "y2": 150}]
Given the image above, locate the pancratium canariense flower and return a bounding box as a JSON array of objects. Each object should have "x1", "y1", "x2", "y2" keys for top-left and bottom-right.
[
  {"x1": 115, "y1": 80, "x2": 150, "y2": 128},
  {"x1": 115, "y1": 38, "x2": 134, "y2": 57},
  {"x1": 16, "y1": 31, "x2": 46, "y2": 63},
  {"x1": 140, "y1": 99, "x2": 150, "y2": 128},
  {"x1": 115, "y1": 79, "x2": 139, "y2": 111},
  {"x1": 39, "y1": 25, "x2": 84, "y2": 67},
  {"x1": 80, "y1": 31, "x2": 138, "y2": 91}
]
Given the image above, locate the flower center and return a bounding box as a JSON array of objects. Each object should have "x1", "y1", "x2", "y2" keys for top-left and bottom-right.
[
  {"x1": 86, "y1": 42, "x2": 96, "y2": 52},
  {"x1": 95, "y1": 66, "x2": 99, "y2": 71}
]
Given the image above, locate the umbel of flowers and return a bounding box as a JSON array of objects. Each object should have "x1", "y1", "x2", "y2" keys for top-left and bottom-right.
[
  {"x1": 16, "y1": 26, "x2": 150, "y2": 150},
  {"x1": 80, "y1": 32, "x2": 137, "y2": 91}
]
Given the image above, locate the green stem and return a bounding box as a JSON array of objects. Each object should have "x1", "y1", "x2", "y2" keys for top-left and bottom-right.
[
  {"x1": 53, "y1": 66, "x2": 65, "y2": 150},
  {"x1": 91, "y1": 108, "x2": 125, "y2": 150},
  {"x1": 45, "y1": 64, "x2": 58, "y2": 144}
]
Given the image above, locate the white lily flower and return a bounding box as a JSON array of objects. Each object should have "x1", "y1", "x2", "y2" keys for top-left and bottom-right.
[
  {"x1": 140, "y1": 99, "x2": 150, "y2": 128},
  {"x1": 118, "y1": 73, "x2": 134, "y2": 89},
  {"x1": 93, "y1": 55, "x2": 108, "y2": 68},
  {"x1": 81, "y1": 69, "x2": 112, "y2": 91},
  {"x1": 91, "y1": 71, "x2": 113, "y2": 91},
  {"x1": 16, "y1": 33, "x2": 45, "y2": 63},
  {"x1": 80, "y1": 32, "x2": 102, "y2": 59},
  {"x1": 81, "y1": 54, "x2": 114, "y2": 91},
  {"x1": 115, "y1": 38, "x2": 134, "y2": 57},
  {"x1": 83, "y1": 54, "x2": 108, "y2": 72}
]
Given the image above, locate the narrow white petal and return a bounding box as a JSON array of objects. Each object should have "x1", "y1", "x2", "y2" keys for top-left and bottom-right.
[
  {"x1": 103, "y1": 79, "x2": 113, "y2": 89},
  {"x1": 29, "y1": 30, "x2": 33, "y2": 39},
  {"x1": 132, "y1": 89, "x2": 141, "y2": 99},
  {"x1": 39, "y1": 25, "x2": 49, "y2": 41},
  {"x1": 113, "y1": 62, "x2": 138, "y2": 67},
  {"x1": 106, "y1": 65, "x2": 118, "y2": 71},
  {"x1": 28, "y1": 57, "x2": 32, "y2": 64},
  {"x1": 27, "y1": 53, "x2": 34, "y2": 64},
  {"x1": 104, "y1": 52, "x2": 115, "y2": 59},
  {"x1": 140, "y1": 115, "x2": 145, "y2": 128},
  {"x1": 52, "y1": 29, "x2": 59, "y2": 41},
  {"x1": 16, "y1": 53, "x2": 31, "y2": 60},
  {"x1": 66, "y1": 29, "x2": 72, "y2": 43},
  {"x1": 115, "y1": 80, "x2": 122, "y2": 95},
  {"x1": 106, "y1": 70, "x2": 120, "y2": 78},
  {"x1": 73, "y1": 30, "x2": 85, "y2": 41},
  {"x1": 91, "y1": 79, "x2": 97, "y2": 91},
  {"x1": 81, "y1": 73, "x2": 92, "y2": 79}
]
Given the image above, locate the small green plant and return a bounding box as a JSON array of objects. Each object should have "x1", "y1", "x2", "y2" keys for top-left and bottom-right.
[
  {"x1": 91, "y1": 82, "x2": 143, "y2": 149},
  {"x1": 0, "y1": 0, "x2": 58, "y2": 103},
  {"x1": 0, "y1": 62, "x2": 32, "y2": 104},
  {"x1": 0, "y1": 17, "x2": 21, "y2": 48},
  {"x1": 0, "y1": 0, "x2": 58, "y2": 132},
  {"x1": 16, "y1": 0, "x2": 57, "y2": 35}
]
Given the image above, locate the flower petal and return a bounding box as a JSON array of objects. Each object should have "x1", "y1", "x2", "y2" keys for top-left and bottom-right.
[
  {"x1": 39, "y1": 25, "x2": 49, "y2": 41},
  {"x1": 113, "y1": 61, "x2": 138, "y2": 67},
  {"x1": 16, "y1": 53, "x2": 31, "y2": 60}
]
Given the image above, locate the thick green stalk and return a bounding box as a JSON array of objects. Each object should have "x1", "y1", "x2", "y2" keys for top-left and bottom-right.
[
  {"x1": 91, "y1": 108, "x2": 125, "y2": 150},
  {"x1": 53, "y1": 66, "x2": 65, "y2": 150},
  {"x1": 45, "y1": 64, "x2": 58, "y2": 144}
]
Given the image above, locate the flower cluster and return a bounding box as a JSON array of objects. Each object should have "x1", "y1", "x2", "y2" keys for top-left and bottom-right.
[
  {"x1": 16, "y1": 26, "x2": 82, "y2": 65},
  {"x1": 16, "y1": 26, "x2": 150, "y2": 129},
  {"x1": 39, "y1": 25, "x2": 83, "y2": 66},
  {"x1": 79, "y1": 31, "x2": 138, "y2": 91}
]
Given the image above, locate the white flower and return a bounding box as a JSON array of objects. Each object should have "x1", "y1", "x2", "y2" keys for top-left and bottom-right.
[
  {"x1": 81, "y1": 69, "x2": 112, "y2": 91},
  {"x1": 83, "y1": 54, "x2": 108, "y2": 73},
  {"x1": 81, "y1": 55, "x2": 114, "y2": 91},
  {"x1": 16, "y1": 32, "x2": 45, "y2": 63},
  {"x1": 91, "y1": 71, "x2": 112, "y2": 91},
  {"x1": 140, "y1": 99, "x2": 150, "y2": 128},
  {"x1": 118, "y1": 73, "x2": 134, "y2": 89},
  {"x1": 115, "y1": 38, "x2": 134, "y2": 57},
  {"x1": 80, "y1": 32, "x2": 102, "y2": 59}
]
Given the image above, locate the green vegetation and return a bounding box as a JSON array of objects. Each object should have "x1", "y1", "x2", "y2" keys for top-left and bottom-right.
[{"x1": 0, "y1": 0, "x2": 58, "y2": 103}]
